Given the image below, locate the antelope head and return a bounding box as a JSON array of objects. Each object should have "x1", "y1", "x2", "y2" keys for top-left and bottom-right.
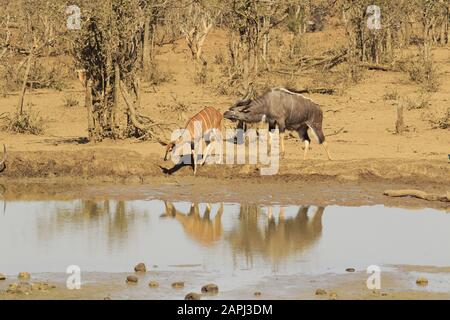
[
  {"x1": 164, "y1": 142, "x2": 175, "y2": 161},
  {"x1": 76, "y1": 69, "x2": 87, "y2": 87}
]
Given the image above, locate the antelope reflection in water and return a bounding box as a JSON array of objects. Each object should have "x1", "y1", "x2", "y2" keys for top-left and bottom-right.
[
  {"x1": 161, "y1": 202, "x2": 223, "y2": 246},
  {"x1": 228, "y1": 205, "x2": 325, "y2": 269}
]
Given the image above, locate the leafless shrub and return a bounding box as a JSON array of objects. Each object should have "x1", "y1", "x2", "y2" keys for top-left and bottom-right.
[
  {"x1": 1, "y1": 104, "x2": 46, "y2": 135},
  {"x1": 405, "y1": 93, "x2": 430, "y2": 110},
  {"x1": 29, "y1": 62, "x2": 66, "y2": 91},
  {"x1": 214, "y1": 52, "x2": 225, "y2": 65},
  {"x1": 383, "y1": 89, "x2": 400, "y2": 101},
  {"x1": 406, "y1": 59, "x2": 441, "y2": 92},
  {"x1": 63, "y1": 95, "x2": 80, "y2": 108},
  {"x1": 144, "y1": 61, "x2": 173, "y2": 86},
  {"x1": 429, "y1": 107, "x2": 450, "y2": 129}
]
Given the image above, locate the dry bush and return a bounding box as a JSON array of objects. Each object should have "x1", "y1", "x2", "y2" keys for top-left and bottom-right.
[
  {"x1": 405, "y1": 59, "x2": 441, "y2": 92},
  {"x1": 63, "y1": 95, "x2": 80, "y2": 108},
  {"x1": 0, "y1": 64, "x2": 21, "y2": 96},
  {"x1": 213, "y1": 52, "x2": 225, "y2": 65},
  {"x1": 383, "y1": 89, "x2": 400, "y2": 101},
  {"x1": 1, "y1": 105, "x2": 46, "y2": 135},
  {"x1": 157, "y1": 96, "x2": 191, "y2": 121},
  {"x1": 29, "y1": 62, "x2": 67, "y2": 91},
  {"x1": 429, "y1": 107, "x2": 450, "y2": 129},
  {"x1": 193, "y1": 64, "x2": 208, "y2": 85},
  {"x1": 144, "y1": 61, "x2": 173, "y2": 86},
  {"x1": 404, "y1": 93, "x2": 430, "y2": 110}
]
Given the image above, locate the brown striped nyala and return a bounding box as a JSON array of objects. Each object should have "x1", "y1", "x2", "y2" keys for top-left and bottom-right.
[
  {"x1": 163, "y1": 106, "x2": 223, "y2": 175},
  {"x1": 224, "y1": 87, "x2": 332, "y2": 160}
]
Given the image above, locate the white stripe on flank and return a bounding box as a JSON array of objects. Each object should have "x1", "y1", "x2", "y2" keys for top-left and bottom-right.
[{"x1": 275, "y1": 87, "x2": 315, "y2": 103}]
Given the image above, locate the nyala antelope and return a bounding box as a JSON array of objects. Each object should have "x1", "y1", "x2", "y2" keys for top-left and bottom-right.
[
  {"x1": 224, "y1": 87, "x2": 332, "y2": 160},
  {"x1": 161, "y1": 202, "x2": 224, "y2": 246},
  {"x1": 162, "y1": 106, "x2": 223, "y2": 175}
]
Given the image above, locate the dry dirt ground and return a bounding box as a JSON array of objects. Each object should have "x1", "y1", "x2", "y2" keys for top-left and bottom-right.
[
  {"x1": 0, "y1": 30, "x2": 448, "y2": 191},
  {"x1": 2, "y1": 266, "x2": 450, "y2": 300}
]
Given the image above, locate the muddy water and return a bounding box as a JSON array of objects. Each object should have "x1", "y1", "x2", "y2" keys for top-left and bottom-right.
[{"x1": 1, "y1": 199, "x2": 450, "y2": 283}]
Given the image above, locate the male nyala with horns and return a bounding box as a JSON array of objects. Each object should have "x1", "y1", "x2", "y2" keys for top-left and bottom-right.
[{"x1": 224, "y1": 87, "x2": 332, "y2": 160}]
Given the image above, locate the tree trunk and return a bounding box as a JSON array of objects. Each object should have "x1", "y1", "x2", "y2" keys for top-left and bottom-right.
[
  {"x1": 85, "y1": 79, "x2": 95, "y2": 142},
  {"x1": 17, "y1": 51, "x2": 33, "y2": 115},
  {"x1": 112, "y1": 63, "x2": 120, "y2": 139},
  {"x1": 142, "y1": 17, "x2": 151, "y2": 73},
  {"x1": 395, "y1": 104, "x2": 404, "y2": 134}
]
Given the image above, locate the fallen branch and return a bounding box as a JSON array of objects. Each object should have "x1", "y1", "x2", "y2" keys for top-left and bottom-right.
[
  {"x1": 383, "y1": 189, "x2": 450, "y2": 202},
  {"x1": 359, "y1": 63, "x2": 393, "y2": 72},
  {"x1": 327, "y1": 127, "x2": 345, "y2": 137},
  {"x1": 297, "y1": 87, "x2": 335, "y2": 95}
]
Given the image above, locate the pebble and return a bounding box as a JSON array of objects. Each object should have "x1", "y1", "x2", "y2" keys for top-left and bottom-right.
[
  {"x1": 134, "y1": 263, "x2": 147, "y2": 273},
  {"x1": 254, "y1": 292, "x2": 262, "y2": 297},
  {"x1": 345, "y1": 268, "x2": 356, "y2": 273},
  {"x1": 18, "y1": 272, "x2": 30, "y2": 280},
  {"x1": 416, "y1": 277, "x2": 429, "y2": 286},
  {"x1": 315, "y1": 288, "x2": 327, "y2": 295},
  {"x1": 201, "y1": 283, "x2": 219, "y2": 294},
  {"x1": 329, "y1": 292, "x2": 338, "y2": 300},
  {"x1": 148, "y1": 281, "x2": 159, "y2": 288},
  {"x1": 126, "y1": 275, "x2": 138, "y2": 283},
  {"x1": 31, "y1": 282, "x2": 55, "y2": 291},
  {"x1": 172, "y1": 281, "x2": 185, "y2": 289},
  {"x1": 185, "y1": 292, "x2": 201, "y2": 300},
  {"x1": 7, "y1": 282, "x2": 32, "y2": 295},
  {"x1": 0, "y1": 273, "x2": 5, "y2": 280}
]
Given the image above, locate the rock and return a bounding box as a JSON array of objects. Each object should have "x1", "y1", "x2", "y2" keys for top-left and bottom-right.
[
  {"x1": 7, "y1": 283, "x2": 19, "y2": 292},
  {"x1": 315, "y1": 288, "x2": 327, "y2": 295},
  {"x1": 126, "y1": 275, "x2": 138, "y2": 283},
  {"x1": 185, "y1": 292, "x2": 201, "y2": 300},
  {"x1": 171, "y1": 281, "x2": 185, "y2": 289},
  {"x1": 7, "y1": 282, "x2": 32, "y2": 295},
  {"x1": 329, "y1": 292, "x2": 338, "y2": 300},
  {"x1": 148, "y1": 281, "x2": 159, "y2": 288},
  {"x1": 0, "y1": 273, "x2": 5, "y2": 280},
  {"x1": 134, "y1": 263, "x2": 147, "y2": 273},
  {"x1": 31, "y1": 282, "x2": 55, "y2": 291},
  {"x1": 254, "y1": 292, "x2": 262, "y2": 297},
  {"x1": 345, "y1": 268, "x2": 356, "y2": 273},
  {"x1": 201, "y1": 283, "x2": 219, "y2": 294},
  {"x1": 18, "y1": 272, "x2": 30, "y2": 280},
  {"x1": 416, "y1": 277, "x2": 428, "y2": 286}
]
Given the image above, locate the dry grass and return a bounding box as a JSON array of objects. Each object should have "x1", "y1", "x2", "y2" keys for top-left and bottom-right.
[{"x1": 1, "y1": 105, "x2": 46, "y2": 135}]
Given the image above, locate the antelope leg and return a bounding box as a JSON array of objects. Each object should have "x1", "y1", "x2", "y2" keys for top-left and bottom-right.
[
  {"x1": 322, "y1": 141, "x2": 333, "y2": 160},
  {"x1": 303, "y1": 140, "x2": 310, "y2": 160},
  {"x1": 280, "y1": 132, "x2": 285, "y2": 158},
  {"x1": 191, "y1": 149, "x2": 197, "y2": 175},
  {"x1": 201, "y1": 142, "x2": 213, "y2": 166}
]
